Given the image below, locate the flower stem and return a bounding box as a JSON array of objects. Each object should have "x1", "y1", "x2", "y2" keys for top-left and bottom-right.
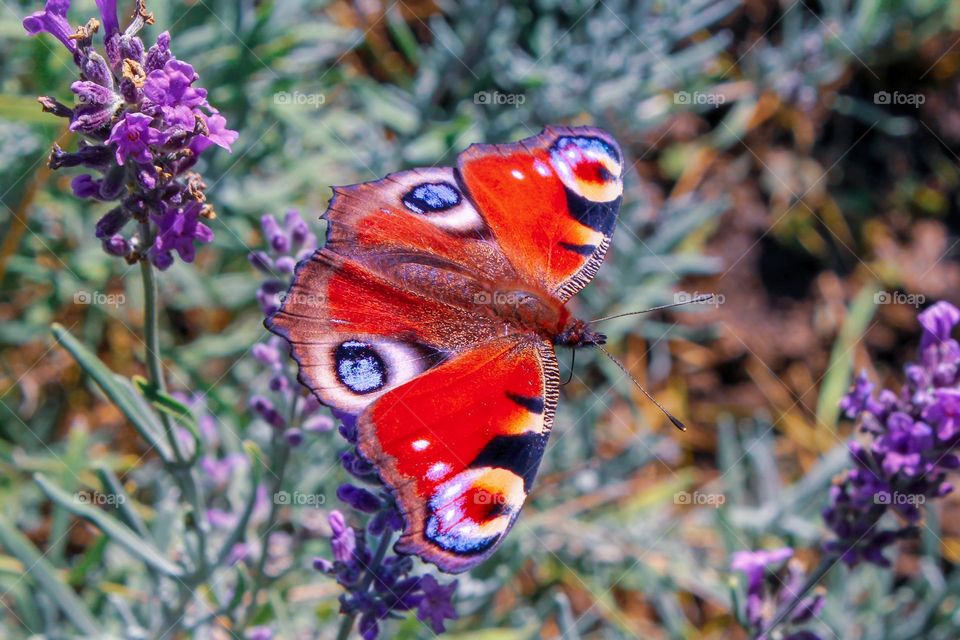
[
  {"x1": 335, "y1": 531, "x2": 394, "y2": 640},
  {"x1": 138, "y1": 235, "x2": 209, "y2": 581},
  {"x1": 139, "y1": 251, "x2": 185, "y2": 463}
]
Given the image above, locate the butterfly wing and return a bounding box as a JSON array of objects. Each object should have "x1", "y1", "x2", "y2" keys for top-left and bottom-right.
[
  {"x1": 357, "y1": 335, "x2": 559, "y2": 573},
  {"x1": 457, "y1": 125, "x2": 624, "y2": 300}
]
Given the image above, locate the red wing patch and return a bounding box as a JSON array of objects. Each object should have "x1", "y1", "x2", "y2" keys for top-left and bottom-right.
[{"x1": 357, "y1": 336, "x2": 560, "y2": 573}]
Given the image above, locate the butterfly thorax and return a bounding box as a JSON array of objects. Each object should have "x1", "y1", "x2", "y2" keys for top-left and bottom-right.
[{"x1": 475, "y1": 286, "x2": 604, "y2": 348}]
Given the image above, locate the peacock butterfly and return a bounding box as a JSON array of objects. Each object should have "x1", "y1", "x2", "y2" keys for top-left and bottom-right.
[{"x1": 268, "y1": 126, "x2": 627, "y2": 573}]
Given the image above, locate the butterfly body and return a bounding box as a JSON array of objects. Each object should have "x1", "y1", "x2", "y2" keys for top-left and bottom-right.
[{"x1": 269, "y1": 126, "x2": 624, "y2": 573}]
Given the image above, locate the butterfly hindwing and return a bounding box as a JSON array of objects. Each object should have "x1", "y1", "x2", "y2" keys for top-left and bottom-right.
[{"x1": 357, "y1": 336, "x2": 559, "y2": 573}]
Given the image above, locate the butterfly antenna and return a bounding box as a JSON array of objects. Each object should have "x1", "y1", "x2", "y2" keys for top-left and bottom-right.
[
  {"x1": 562, "y1": 349, "x2": 576, "y2": 386},
  {"x1": 595, "y1": 343, "x2": 687, "y2": 432},
  {"x1": 589, "y1": 294, "x2": 715, "y2": 324}
]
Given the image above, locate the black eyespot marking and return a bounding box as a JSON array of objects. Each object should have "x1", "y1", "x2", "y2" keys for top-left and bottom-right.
[
  {"x1": 471, "y1": 432, "x2": 548, "y2": 491},
  {"x1": 566, "y1": 190, "x2": 620, "y2": 236},
  {"x1": 334, "y1": 341, "x2": 386, "y2": 394},
  {"x1": 559, "y1": 241, "x2": 597, "y2": 256},
  {"x1": 402, "y1": 182, "x2": 461, "y2": 214}
]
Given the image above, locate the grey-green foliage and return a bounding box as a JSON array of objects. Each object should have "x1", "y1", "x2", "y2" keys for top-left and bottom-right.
[{"x1": 3, "y1": 0, "x2": 960, "y2": 638}]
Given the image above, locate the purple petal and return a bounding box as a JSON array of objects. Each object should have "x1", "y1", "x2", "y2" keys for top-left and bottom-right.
[
  {"x1": 94, "y1": 0, "x2": 119, "y2": 38},
  {"x1": 23, "y1": 0, "x2": 77, "y2": 54},
  {"x1": 919, "y1": 301, "x2": 960, "y2": 348}
]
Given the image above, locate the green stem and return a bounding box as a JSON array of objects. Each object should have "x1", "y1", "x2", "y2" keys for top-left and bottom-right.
[
  {"x1": 139, "y1": 251, "x2": 185, "y2": 465},
  {"x1": 137, "y1": 230, "x2": 209, "y2": 585},
  {"x1": 335, "y1": 532, "x2": 393, "y2": 640}
]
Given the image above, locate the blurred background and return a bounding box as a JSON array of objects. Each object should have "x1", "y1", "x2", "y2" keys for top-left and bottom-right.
[{"x1": 3, "y1": 0, "x2": 960, "y2": 637}]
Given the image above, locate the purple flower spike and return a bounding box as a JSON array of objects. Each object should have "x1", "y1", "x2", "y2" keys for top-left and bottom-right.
[
  {"x1": 919, "y1": 301, "x2": 960, "y2": 349},
  {"x1": 26, "y1": 2, "x2": 235, "y2": 270},
  {"x1": 249, "y1": 210, "x2": 458, "y2": 638},
  {"x1": 827, "y1": 300, "x2": 960, "y2": 568},
  {"x1": 23, "y1": 0, "x2": 77, "y2": 54}
]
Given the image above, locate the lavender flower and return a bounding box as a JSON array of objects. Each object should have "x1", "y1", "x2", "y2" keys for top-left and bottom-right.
[
  {"x1": 316, "y1": 511, "x2": 458, "y2": 639},
  {"x1": 824, "y1": 301, "x2": 960, "y2": 567},
  {"x1": 731, "y1": 548, "x2": 824, "y2": 640},
  {"x1": 245, "y1": 209, "x2": 327, "y2": 445},
  {"x1": 249, "y1": 210, "x2": 318, "y2": 316},
  {"x1": 309, "y1": 415, "x2": 455, "y2": 636},
  {"x1": 24, "y1": 0, "x2": 237, "y2": 269}
]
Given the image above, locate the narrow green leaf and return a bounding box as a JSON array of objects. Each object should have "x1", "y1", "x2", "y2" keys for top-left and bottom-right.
[
  {"x1": 132, "y1": 375, "x2": 199, "y2": 433},
  {"x1": 94, "y1": 465, "x2": 149, "y2": 539},
  {"x1": 132, "y1": 375, "x2": 201, "y2": 463},
  {"x1": 50, "y1": 323, "x2": 173, "y2": 461},
  {"x1": 815, "y1": 283, "x2": 880, "y2": 430},
  {"x1": 34, "y1": 474, "x2": 185, "y2": 578},
  {"x1": 0, "y1": 519, "x2": 99, "y2": 635}
]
